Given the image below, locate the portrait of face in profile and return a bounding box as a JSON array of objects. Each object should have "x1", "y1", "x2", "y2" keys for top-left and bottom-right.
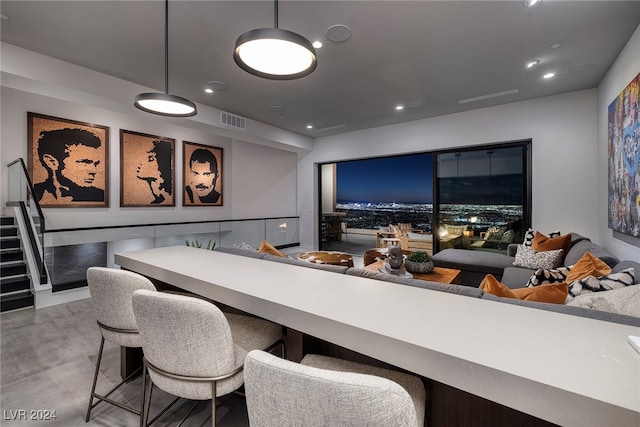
[
  {"x1": 28, "y1": 112, "x2": 109, "y2": 208},
  {"x1": 120, "y1": 130, "x2": 175, "y2": 207},
  {"x1": 183, "y1": 141, "x2": 223, "y2": 206}
]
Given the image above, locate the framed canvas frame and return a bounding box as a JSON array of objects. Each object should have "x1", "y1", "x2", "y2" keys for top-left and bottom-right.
[
  {"x1": 608, "y1": 72, "x2": 640, "y2": 237},
  {"x1": 183, "y1": 141, "x2": 223, "y2": 206},
  {"x1": 120, "y1": 130, "x2": 175, "y2": 207},
  {"x1": 27, "y1": 112, "x2": 109, "y2": 208}
]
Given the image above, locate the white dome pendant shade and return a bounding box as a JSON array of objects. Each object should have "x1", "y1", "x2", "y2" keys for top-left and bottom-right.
[
  {"x1": 134, "y1": 0, "x2": 197, "y2": 117},
  {"x1": 234, "y1": 1, "x2": 317, "y2": 80}
]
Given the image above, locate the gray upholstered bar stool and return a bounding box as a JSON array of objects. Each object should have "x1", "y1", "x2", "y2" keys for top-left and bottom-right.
[
  {"x1": 131, "y1": 289, "x2": 284, "y2": 427},
  {"x1": 244, "y1": 350, "x2": 426, "y2": 427},
  {"x1": 85, "y1": 267, "x2": 158, "y2": 422}
]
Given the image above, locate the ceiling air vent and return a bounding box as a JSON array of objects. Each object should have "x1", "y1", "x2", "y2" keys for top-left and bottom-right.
[{"x1": 220, "y1": 111, "x2": 246, "y2": 130}]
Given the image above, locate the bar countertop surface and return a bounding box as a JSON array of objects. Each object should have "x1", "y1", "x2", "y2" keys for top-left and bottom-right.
[{"x1": 116, "y1": 246, "x2": 640, "y2": 427}]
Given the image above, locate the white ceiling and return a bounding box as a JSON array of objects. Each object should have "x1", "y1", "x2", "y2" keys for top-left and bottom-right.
[{"x1": 1, "y1": 1, "x2": 639, "y2": 138}]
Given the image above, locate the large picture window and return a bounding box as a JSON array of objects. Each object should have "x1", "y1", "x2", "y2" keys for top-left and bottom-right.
[
  {"x1": 319, "y1": 140, "x2": 531, "y2": 255},
  {"x1": 435, "y1": 141, "x2": 531, "y2": 254}
]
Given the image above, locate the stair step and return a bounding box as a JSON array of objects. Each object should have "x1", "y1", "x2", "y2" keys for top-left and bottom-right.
[
  {"x1": 0, "y1": 217, "x2": 15, "y2": 226},
  {"x1": 0, "y1": 291, "x2": 34, "y2": 312},
  {"x1": 0, "y1": 261, "x2": 27, "y2": 277},
  {"x1": 0, "y1": 249, "x2": 24, "y2": 263},
  {"x1": 0, "y1": 275, "x2": 30, "y2": 293},
  {"x1": 52, "y1": 280, "x2": 88, "y2": 293},
  {"x1": 0, "y1": 238, "x2": 20, "y2": 249},
  {"x1": 0, "y1": 227, "x2": 18, "y2": 237}
]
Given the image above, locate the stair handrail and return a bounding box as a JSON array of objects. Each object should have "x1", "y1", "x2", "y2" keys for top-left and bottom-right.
[
  {"x1": 6, "y1": 158, "x2": 48, "y2": 284},
  {"x1": 7, "y1": 158, "x2": 46, "y2": 232}
]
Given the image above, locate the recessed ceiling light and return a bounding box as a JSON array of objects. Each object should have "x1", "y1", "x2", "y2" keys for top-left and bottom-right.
[
  {"x1": 550, "y1": 43, "x2": 561, "y2": 49},
  {"x1": 306, "y1": 124, "x2": 313, "y2": 129},
  {"x1": 1, "y1": 13, "x2": 9, "y2": 20},
  {"x1": 204, "y1": 88, "x2": 214, "y2": 94},
  {"x1": 395, "y1": 105, "x2": 404, "y2": 111},
  {"x1": 206, "y1": 80, "x2": 228, "y2": 91},
  {"x1": 524, "y1": 0, "x2": 540, "y2": 7},
  {"x1": 526, "y1": 60, "x2": 540, "y2": 68},
  {"x1": 543, "y1": 72, "x2": 555, "y2": 79},
  {"x1": 312, "y1": 41, "x2": 323, "y2": 49}
]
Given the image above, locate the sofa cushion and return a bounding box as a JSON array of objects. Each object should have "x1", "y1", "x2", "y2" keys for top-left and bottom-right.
[
  {"x1": 345, "y1": 268, "x2": 484, "y2": 298},
  {"x1": 567, "y1": 268, "x2": 635, "y2": 301},
  {"x1": 480, "y1": 274, "x2": 567, "y2": 304},
  {"x1": 501, "y1": 267, "x2": 536, "y2": 288},
  {"x1": 565, "y1": 251, "x2": 612, "y2": 283},
  {"x1": 513, "y1": 245, "x2": 563, "y2": 270},
  {"x1": 481, "y1": 293, "x2": 640, "y2": 326},
  {"x1": 444, "y1": 224, "x2": 467, "y2": 236},
  {"x1": 567, "y1": 285, "x2": 640, "y2": 317},
  {"x1": 215, "y1": 246, "x2": 266, "y2": 259},
  {"x1": 432, "y1": 249, "x2": 514, "y2": 277},
  {"x1": 263, "y1": 253, "x2": 350, "y2": 273},
  {"x1": 564, "y1": 239, "x2": 619, "y2": 267}
]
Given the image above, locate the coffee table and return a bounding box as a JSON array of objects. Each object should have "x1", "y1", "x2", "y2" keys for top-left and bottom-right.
[
  {"x1": 298, "y1": 251, "x2": 354, "y2": 268},
  {"x1": 365, "y1": 259, "x2": 462, "y2": 284}
]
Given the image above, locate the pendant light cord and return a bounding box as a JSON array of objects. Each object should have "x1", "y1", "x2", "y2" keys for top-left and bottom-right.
[
  {"x1": 164, "y1": 0, "x2": 169, "y2": 94},
  {"x1": 274, "y1": 0, "x2": 278, "y2": 29}
]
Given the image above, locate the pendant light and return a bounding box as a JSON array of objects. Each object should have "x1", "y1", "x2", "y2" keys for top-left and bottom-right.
[
  {"x1": 134, "y1": 0, "x2": 197, "y2": 117},
  {"x1": 233, "y1": 0, "x2": 317, "y2": 80}
]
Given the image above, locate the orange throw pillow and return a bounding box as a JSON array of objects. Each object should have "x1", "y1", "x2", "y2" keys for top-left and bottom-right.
[
  {"x1": 565, "y1": 251, "x2": 612, "y2": 283},
  {"x1": 480, "y1": 274, "x2": 517, "y2": 298},
  {"x1": 532, "y1": 232, "x2": 571, "y2": 259},
  {"x1": 511, "y1": 283, "x2": 568, "y2": 303},
  {"x1": 258, "y1": 240, "x2": 285, "y2": 257},
  {"x1": 480, "y1": 274, "x2": 568, "y2": 304}
]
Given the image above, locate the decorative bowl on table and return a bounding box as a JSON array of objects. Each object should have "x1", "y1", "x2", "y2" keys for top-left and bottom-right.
[{"x1": 404, "y1": 251, "x2": 434, "y2": 273}]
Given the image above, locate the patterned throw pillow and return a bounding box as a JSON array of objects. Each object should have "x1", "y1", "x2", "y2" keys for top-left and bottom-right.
[
  {"x1": 445, "y1": 224, "x2": 467, "y2": 236},
  {"x1": 233, "y1": 242, "x2": 256, "y2": 251},
  {"x1": 526, "y1": 266, "x2": 572, "y2": 287},
  {"x1": 513, "y1": 245, "x2": 563, "y2": 270},
  {"x1": 522, "y1": 229, "x2": 561, "y2": 247},
  {"x1": 566, "y1": 268, "x2": 635, "y2": 301}
]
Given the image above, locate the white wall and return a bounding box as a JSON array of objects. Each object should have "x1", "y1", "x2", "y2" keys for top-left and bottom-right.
[
  {"x1": 300, "y1": 89, "x2": 599, "y2": 249},
  {"x1": 1, "y1": 88, "x2": 298, "y2": 230},
  {"x1": 598, "y1": 24, "x2": 640, "y2": 261},
  {"x1": 230, "y1": 139, "x2": 297, "y2": 219}
]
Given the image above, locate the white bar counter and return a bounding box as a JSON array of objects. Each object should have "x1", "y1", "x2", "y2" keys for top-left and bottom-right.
[{"x1": 116, "y1": 246, "x2": 640, "y2": 427}]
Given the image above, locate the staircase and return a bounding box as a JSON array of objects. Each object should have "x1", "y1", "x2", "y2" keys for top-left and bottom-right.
[{"x1": 0, "y1": 216, "x2": 34, "y2": 312}]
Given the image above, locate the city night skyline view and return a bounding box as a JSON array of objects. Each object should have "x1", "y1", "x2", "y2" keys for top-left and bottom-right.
[
  {"x1": 334, "y1": 151, "x2": 525, "y2": 234},
  {"x1": 336, "y1": 153, "x2": 434, "y2": 204}
]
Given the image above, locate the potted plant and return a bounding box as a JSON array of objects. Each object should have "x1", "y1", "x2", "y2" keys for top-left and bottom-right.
[
  {"x1": 404, "y1": 251, "x2": 434, "y2": 273},
  {"x1": 185, "y1": 239, "x2": 216, "y2": 250}
]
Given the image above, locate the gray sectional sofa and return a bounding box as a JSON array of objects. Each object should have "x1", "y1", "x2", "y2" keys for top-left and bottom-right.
[
  {"x1": 432, "y1": 233, "x2": 625, "y2": 288},
  {"x1": 216, "y1": 244, "x2": 640, "y2": 327}
]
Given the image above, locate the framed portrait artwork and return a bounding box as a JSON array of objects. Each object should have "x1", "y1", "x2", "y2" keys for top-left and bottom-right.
[
  {"x1": 120, "y1": 130, "x2": 175, "y2": 207},
  {"x1": 183, "y1": 141, "x2": 223, "y2": 206},
  {"x1": 27, "y1": 112, "x2": 109, "y2": 208}
]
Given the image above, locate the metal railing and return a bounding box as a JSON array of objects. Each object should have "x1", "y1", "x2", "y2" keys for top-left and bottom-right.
[{"x1": 7, "y1": 158, "x2": 48, "y2": 284}]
